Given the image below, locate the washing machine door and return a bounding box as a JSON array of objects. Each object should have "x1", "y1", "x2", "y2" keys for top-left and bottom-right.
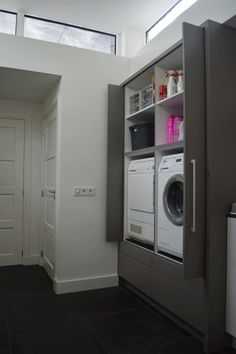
[{"x1": 163, "y1": 174, "x2": 184, "y2": 226}]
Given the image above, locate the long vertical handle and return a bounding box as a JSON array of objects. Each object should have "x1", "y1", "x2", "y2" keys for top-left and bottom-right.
[{"x1": 191, "y1": 159, "x2": 196, "y2": 233}]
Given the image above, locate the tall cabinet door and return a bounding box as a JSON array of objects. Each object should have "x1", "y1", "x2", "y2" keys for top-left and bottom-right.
[
  {"x1": 204, "y1": 20, "x2": 236, "y2": 353},
  {"x1": 106, "y1": 85, "x2": 124, "y2": 242},
  {"x1": 183, "y1": 23, "x2": 206, "y2": 279}
]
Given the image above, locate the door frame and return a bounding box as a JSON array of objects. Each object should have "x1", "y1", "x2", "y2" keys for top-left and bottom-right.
[
  {"x1": 0, "y1": 113, "x2": 39, "y2": 265},
  {"x1": 40, "y1": 105, "x2": 57, "y2": 276},
  {"x1": 40, "y1": 88, "x2": 61, "y2": 279}
]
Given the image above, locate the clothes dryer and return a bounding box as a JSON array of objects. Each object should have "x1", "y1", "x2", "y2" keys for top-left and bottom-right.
[{"x1": 128, "y1": 157, "x2": 154, "y2": 244}]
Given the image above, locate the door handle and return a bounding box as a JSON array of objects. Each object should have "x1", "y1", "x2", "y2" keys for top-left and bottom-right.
[
  {"x1": 190, "y1": 159, "x2": 196, "y2": 233},
  {"x1": 49, "y1": 189, "x2": 56, "y2": 200},
  {"x1": 43, "y1": 189, "x2": 56, "y2": 199}
]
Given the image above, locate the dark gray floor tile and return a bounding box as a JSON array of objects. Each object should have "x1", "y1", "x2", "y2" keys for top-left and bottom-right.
[
  {"x1": 134, "y1": 337, "x2": 204, "y2": 353},
  {"x1": 6, "y1": 293, "x2": 83, "y2": 330},
  {"x1": 88, "y1": 306, "x2": 188, "y2": 354},
  {"x1": 10, "y1": 319, "x2": 107, "y2": 354},
  {"x1": 3, "y1": 276, "x2": 54, "y2": 295},
  {"x1": 0, "y1": 301, "x2": 7, "y2": 333},
  {"x1": 0, "y1": 266, "x2": 45, "y2": 280},
  {"x1": 0, "y1": 280, "x2": 4, "y2": 300},
  {"x1": 216, "y1": 348, "x2": 236, "y2": 353},
  {"x1": 70, "y1": 286, "x2": 145, "y2": 318},
  {"x1": 0, "y1": 332, "x2": 10, "y2": 353}
]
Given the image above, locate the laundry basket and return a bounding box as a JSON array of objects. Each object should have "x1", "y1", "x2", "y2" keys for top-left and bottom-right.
[{"x1": 129, "y1": 123, "x2": 154, "y2": 150}]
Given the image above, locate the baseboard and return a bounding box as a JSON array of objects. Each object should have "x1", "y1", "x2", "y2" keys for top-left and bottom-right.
[
  {"x1": 53, "y1": 274, "x2": 118, "y2": 294},
  {"x1": 22, "y1": 255, "x2": 40, "y2": 265},
  {"x1": 42, "y1": 258, "x2": 55, "y2": 281}
]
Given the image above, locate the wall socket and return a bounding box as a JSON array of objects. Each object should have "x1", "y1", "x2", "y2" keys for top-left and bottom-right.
[{"x1": 74, "y1": 186, "x2": 96, "y2": 196}]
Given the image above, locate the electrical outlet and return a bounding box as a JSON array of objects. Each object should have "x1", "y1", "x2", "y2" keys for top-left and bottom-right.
[
  {"x1": 87, "y1": 186, "x2": 95, "y2": 196},
  {"x1": 73, "y1": 186, "x2": 95, "y2": 196},
  {"x1": 74, "y1": 186, "x2": 81, "y2": 196}
]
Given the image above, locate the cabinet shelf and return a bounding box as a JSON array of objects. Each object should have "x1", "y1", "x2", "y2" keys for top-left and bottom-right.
[
  {"x1": 125, "y1": 103, "x2": 155, "y2": 120},
  {"x1": 125, "y1": 146, "x2": 155, "y2": 157},
  {"x1": 125, "y1": 142, "x2": 184, "y2": 158},
  {"x1": 157, "y1": 91, "x2": 183, "y2": 108},
  {"x1": 157, "y1": 141, "x2": 184, "y2": 152}
]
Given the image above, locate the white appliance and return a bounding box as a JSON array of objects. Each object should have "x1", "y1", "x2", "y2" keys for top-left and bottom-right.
[
  {"x1": 157, "y1": 153, "x2": 184, "y2": 258},
  {"x1": 128, "y1": 157, "x2": 154, "y2": 244}
]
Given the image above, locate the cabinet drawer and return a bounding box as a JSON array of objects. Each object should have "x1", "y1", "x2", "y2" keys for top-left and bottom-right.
[
  {"x1": 151, "y1": 269, "x2": 205, "y2": 333},
  {"x1": 120, "y1": 241, "x2": 152, "y2": 266},
  {"x1": 152, "y1": 254, "x2": 205, "y2": 293},
  {"x1": 119, "y1": 252, "x2": 151, "y2": 296}
]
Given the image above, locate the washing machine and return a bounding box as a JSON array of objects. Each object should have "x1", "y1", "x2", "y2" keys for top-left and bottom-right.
[{"x1": 157, "y1": 153, "x2": 184, "y2": 258}]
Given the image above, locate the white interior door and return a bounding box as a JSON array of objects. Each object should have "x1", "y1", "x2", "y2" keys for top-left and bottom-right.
[
  {"x1": 0, "y1": 118, "x2": 24, "y2": 266},
  {"x1": 43, "y1": 107, "x2": 57, "y2": 279}
]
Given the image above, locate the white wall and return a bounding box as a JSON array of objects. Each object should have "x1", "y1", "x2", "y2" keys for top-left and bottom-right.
[
  {"x1": 118, "y1": 28, "x2": 145, "y2": 58},
  {"x1": 0, "y1": 98, "x2": 43, "y2": 263},
  {"x1": 0, "y1": 33, "x2": 129, "y2": 290},
  {"x1": 130, "y1": 0, "x2": 236, "y2": 75}
]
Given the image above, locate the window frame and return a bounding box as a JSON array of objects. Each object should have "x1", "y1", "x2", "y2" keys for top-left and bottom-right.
[
  {"x1": 24, "y1": 14, "x2": 117, "y2": 55},
  {"x1": 146, "y1": 0, "x2": 183, "y2": 43},
  {"x1": 0, "y1": 9, "x2": 17, "y2": 35}
]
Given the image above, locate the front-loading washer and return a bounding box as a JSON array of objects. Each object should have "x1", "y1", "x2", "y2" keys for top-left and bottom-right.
[{"x1": 157, "y1": 153, "x2": 184, "y2": 259}]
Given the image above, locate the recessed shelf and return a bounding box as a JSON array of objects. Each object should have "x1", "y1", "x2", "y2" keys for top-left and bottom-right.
[
  {"x1": 125, "y1": 146, "x2": 155, "y2": 157},
  {"x1": 125, "y1": 238, "x2": 154, "y2": 251},
  {"x1": 157, "y1": 141, "x2": 184, "y2": 152},
  {"x1": 156, "y1": 91, "x2": 183, "y2": 108},
  {"x1": 125, "y1": 103, "x2": 155, "y2": 120},
  {"x1": 157, "y1": 251, "x2": 183, "y2": 264}
]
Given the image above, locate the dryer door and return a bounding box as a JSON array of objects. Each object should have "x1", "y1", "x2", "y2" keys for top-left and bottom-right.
[
  {"x1": 128, "y1": 173, "x2": 154, "y2": 213},
  {"x1": 163, "y1": 175, "x2": 184, "y2": 225}
]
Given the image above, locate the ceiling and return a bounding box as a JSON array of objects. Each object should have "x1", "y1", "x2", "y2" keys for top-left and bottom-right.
[
  {"x1": 0, "y1": 0, "x2": 177, "y2": 34},
  {"x1": 0, "y1": 67, "x2": 60, "y2": 102}
]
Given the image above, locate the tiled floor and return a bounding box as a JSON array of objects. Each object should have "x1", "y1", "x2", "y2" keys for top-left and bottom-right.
[{"x1": 0, "y1": 266, "x2": 235, "y2": 354}]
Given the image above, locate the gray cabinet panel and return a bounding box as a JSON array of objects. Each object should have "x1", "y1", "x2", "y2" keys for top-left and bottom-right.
[
  {"x1": 151, "y1": 269, "x2": 205, "y2": 333},
  {"x1": 119, "y1": 252, "x2": 151, "y2": 296},
  {"x1": 120, "y1": 241, "x2": 152, "y2": 266},
  {"x1": 152, "y1": 254, "x2": 205, "y2": 293},
  {"x1": 106, "y1": 85, "x2": 124, "y2": 241},
  {"x1": 183, "y1": 23, "x2": 206, "y2": 279},
  {"x1": 204, "y1": 20, "x2": 236, "y2": 353}
]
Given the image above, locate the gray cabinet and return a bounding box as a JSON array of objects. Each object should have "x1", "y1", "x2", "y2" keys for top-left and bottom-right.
[
  {"x1": 107, "y1": 17, "x2": 236, "y2": 354},
  {"x1": 119, "y1": 242, "x2": 152, "y2": 296},
  {"x1": 119, "y1": 241, "x2": 205, "y2": 332},
  {"x1": 151, "y1": 270, "x2": 205, "y2": 333}
]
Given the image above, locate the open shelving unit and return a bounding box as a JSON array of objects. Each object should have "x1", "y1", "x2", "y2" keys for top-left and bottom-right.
[{"x1": 123, "y1": 43, "x2": 184, "y2": 253}]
